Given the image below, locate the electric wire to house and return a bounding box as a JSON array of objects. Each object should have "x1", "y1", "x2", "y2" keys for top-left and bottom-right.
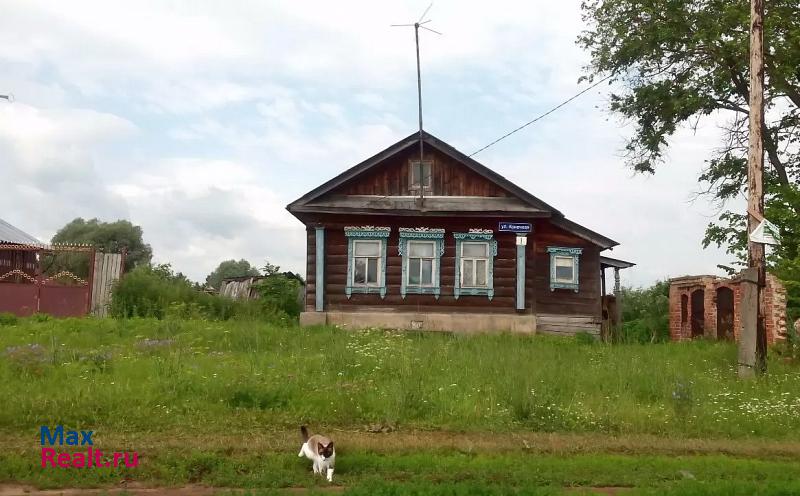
[{"x1": 469, "y1": 74, "x2": 613, "y2": 157}]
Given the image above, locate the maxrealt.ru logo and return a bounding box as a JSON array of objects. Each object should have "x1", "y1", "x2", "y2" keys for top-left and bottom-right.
[{"x1": 40, "y1": 426, "x2": 138, "y2": 468}]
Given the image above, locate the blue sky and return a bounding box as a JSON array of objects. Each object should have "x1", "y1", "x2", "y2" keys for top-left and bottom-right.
[{"x1": 0, "y1": 0, "x2": 740, "y2": 287}]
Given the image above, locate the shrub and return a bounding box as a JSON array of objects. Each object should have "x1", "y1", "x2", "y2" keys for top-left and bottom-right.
[
  {"x1": 616, "y1": 280, "x2": 670, "y2": 343},
  {"x1": 110, "y1": 264, "x2": 198, "y2": 319},
  {"x1": 110, "y1": 263, "x2": 298, "y2": 322},
  {"x1": 0, "y1": 312, "x2": 18, "y2": 326},
  {"x1": 253, "y1": 274, "x2": 302, "y2": 318}
]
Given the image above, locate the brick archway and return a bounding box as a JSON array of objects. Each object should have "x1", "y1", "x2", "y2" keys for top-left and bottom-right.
[
  {"x1": 691, "y1": 289, "x2": 705, "y2": 338},
  {"x1": 716, "y1": 286, "x2": 735, "y2": 340}
]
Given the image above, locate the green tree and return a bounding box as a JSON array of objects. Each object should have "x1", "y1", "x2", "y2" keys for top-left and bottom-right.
[
  {"x1": 51, "y1": 218, "x2": 152, "y2": 271},
  {"x1": 205, "y1": 259, "x2": 260, "y2": 290},
  {"x1": 579, "y1": 0, "x2": 800, "y2": 266},
  {"x1": 618, "y1": 280, "x2": 671, "y2": 343}
]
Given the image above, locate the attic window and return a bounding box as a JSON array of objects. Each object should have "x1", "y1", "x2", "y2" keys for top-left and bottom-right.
[{"x1": 409, "y1": 160, "x2": 433, "y2": 193}]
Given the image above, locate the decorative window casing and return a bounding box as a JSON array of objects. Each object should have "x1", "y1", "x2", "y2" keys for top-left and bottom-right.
[
  {"x1": 398, "y1": 227, "x2": 444, "y2": 299},
  {"x1": 345, "y1": 226, "x2": 390, "y2": 298},
  {"x1": 454, "y1": 230, "x2": 498, "y2": 300},
  {"x1": 547, "y1": 246, "x2": 582, "y2": 292}
]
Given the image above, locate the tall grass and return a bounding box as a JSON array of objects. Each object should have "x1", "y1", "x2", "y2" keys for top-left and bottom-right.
[{"x1": 0, "y1": 317, "x2": 798, "y2": 439}]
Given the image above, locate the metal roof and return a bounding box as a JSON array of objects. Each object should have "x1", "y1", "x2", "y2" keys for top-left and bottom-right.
[{"x1": 0, "y1": 218, "x2": 43, "y2": 245}]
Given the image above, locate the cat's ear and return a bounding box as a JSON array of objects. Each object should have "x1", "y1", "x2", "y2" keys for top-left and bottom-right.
[
  {"x1": 317, "y1": 442, "x2": 324, "y2": 452},
  {"x1": 327, "y1": 442, "x2": 334, "y2": 449}
]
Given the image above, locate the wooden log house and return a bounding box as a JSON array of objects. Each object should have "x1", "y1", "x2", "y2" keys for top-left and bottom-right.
[{"x1": 288, "y1": 131, "x2": 631, "y2": 336}]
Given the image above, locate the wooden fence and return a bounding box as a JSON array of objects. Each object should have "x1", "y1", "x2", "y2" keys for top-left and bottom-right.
[{"x1": 91, "y1": 252, "x2": 124, "y2": 317}]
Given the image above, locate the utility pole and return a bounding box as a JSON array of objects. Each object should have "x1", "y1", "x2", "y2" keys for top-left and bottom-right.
[{"x1": 739, "y1": 0, "x2": 767, "y2": 378}]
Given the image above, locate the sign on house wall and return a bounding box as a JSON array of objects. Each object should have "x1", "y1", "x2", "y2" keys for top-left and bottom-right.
[{"x1": 498, "y1": 222, "x2": 532, "y2": 233}]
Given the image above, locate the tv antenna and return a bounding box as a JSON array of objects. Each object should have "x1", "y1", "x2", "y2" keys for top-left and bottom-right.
[{"x1": 392, "y1": 3, "x2": 441, "y2": 205}]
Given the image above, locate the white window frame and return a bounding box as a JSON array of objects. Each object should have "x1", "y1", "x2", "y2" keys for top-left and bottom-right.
[
  {"x1": 405, "y1": 240, "x2": 437, "y2": 288},
  {"x1": 344, "y1": 226, "x2": 390, "y2": 299},
  {"x1": 351, "y1": 239, "x2": 383, "y2": 288},
  {"x1": 460, "y1": 242, "x2": 490, "y2": 289},
  {"x1": 547, "y1": 246, "x2": 582, "y2": 292},
  {"x1": 398, "y1": 228, "x2": 444, "y2": 299},
  {"x1": 553, "y1": 255, "x2": 577, "y2": 284},
  {"x1": 453, "y1": 231, "x2": 497, "y2": 300}
]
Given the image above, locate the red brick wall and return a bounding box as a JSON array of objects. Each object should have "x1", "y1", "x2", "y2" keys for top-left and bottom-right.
[{"x1": 668, "y1": 274, "x2": 786, "y2": 343}]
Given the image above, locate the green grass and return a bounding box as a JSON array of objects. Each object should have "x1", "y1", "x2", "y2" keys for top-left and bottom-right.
[
  {"x1": 1, "y1": 317, "x2": 798, "y2": 438},
  {"x1": 3, "y1": 449, "x2": 800, "y2": 493},
  {"x1": 2, "y1": 317, "x2": 800, "y2": 493}
]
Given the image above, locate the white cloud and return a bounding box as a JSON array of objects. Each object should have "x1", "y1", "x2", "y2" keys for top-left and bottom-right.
[{"x1": 0, "y1": 0, "x2": 740, "y2": 286}]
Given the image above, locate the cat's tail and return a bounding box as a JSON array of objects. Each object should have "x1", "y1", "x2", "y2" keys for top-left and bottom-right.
[{"x1": 300, "y1": 425, "x2": 309, "y2": 442}]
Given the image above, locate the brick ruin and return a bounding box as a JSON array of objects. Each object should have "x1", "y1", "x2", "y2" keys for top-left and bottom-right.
[{"x1": 668, "y1": 273, "x2": 788, "y2": 344}]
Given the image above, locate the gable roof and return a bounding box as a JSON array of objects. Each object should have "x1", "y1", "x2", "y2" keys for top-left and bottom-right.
[
  {"x1": 287, "y1": 130, "x2": 618, "y2": 249},
  {"x1": 0, "y1": 218, "x2": 42, "y2": 246}
]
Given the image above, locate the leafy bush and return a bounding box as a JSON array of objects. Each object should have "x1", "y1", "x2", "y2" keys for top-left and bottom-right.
[
  {"x1": 616, "y1": 280, "x2": 670, "y2": 343},
  {"x1": 253, "y1": 274, "x2": 302, "y2": 318},
  {"x1": 0, "y1": 312, "x2": 18, "y2": 326},
  {"x1": 110, "y1": 263, "x2": 299, "y2": 322},
  {"x1": 110, "y1": 264, "x2": 199, "y2": 319}
]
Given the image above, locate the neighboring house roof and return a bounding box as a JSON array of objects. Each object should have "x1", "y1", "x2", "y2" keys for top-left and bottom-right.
[
  {"x1": 287, "y1": 130, "x2": 619, "y2": 249},
  {"x1": 0, "y1": 218, "x2": 43, "y2": 246},
  {"x1": 600, "y1": 256, "x2": 636, "y2": 270}
]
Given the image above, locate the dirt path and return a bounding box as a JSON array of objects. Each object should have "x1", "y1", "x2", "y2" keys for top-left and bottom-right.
[{"x1": 6, "y1": 429, "x2": 800, "y2": 458}]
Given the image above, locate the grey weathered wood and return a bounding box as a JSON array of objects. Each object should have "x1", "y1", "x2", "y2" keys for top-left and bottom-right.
[
  {"x1": 536, "y1": 313, "x2": 600, "y2": 336},
  {"x1": 92, "y1": 253, "x2": 103, "y2": 315},
  {"x1": 91, "y1": 252, "x2": 123, "y2": 317},
  {"x1": 301, "y1": 195, "x2": 548, "y2": 214},
  {"x1": 744, "y1": 0, "x2": 767, "y2": 375},
  {"x1": 739, "y1": 267, "x2": 759, "y2": 378}
]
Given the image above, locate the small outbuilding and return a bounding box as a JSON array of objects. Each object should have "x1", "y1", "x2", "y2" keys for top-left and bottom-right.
[
  {"x1": 668, "y1": 273, "x2": 788, "y2": 343},
  {"x1": 287, "y1": 131, "x2": 632, "y2": 336}
]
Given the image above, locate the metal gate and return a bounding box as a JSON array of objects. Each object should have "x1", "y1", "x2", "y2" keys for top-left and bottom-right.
[{"x1": 0, "y1": 244, "x2": 95, "y2": 317}]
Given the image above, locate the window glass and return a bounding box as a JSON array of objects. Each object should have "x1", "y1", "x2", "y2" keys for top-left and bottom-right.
[
  {"x1": 354, "y1": 258, "x2": 367, "y2": 284},
  {"x1": 420, "y1": 259, "x2": 433, "y2": 285},
  {"x1": 462, "y1": 242, "x2": 488, "y2": 257},
  {"x1": 410, "y1": 161, "x2": 432, "y2": 188},
  {"x1": 354, "y1": 240, "x2": 380, "y2": 257},
  {"x1": 555, "y1": 256, "x2": 575, "y2": 281},
  {"x1": 408, "y1": 258, "x2": 421, "y2": 285},
  {"x1": 475, "y1": 259, "x2": 487, "y2": 286},
  {"x1": 366, "y1": 258, "x2": 378, "y2": 284},
  {"x1": 409, "y1": 241, "x2": 434, "y2": 257},
  {"x1": 463, "y1": 259, "x2": 474, "y2": 286}
]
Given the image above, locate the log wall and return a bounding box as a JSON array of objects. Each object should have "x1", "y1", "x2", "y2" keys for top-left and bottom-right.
[{"x1": 304, "y1": 215, "x2": 602, "y2": 320}]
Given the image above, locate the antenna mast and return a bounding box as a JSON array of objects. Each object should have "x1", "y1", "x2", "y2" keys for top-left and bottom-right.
[{"x1": 392, "y1": 4, "x2": 441, "y2": 206}]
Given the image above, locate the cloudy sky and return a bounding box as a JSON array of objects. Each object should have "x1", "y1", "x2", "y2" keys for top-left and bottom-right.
[{"x1": 0, "y1": 0, "x2": 742, "y2": 287}]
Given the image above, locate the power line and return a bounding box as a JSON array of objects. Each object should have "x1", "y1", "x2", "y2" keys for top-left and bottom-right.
[{"x1": 469, "y1": 75, "x2": 613, "y2": 157}]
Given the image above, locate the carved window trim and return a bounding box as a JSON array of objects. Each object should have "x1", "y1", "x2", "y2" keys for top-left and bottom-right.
[
  {"x1": 453, "y1": 231, "x2": 497, "y2": 300},
  {"x1": 344, "y1": 226, "x2": 390, "y2": 299},
  {"x1": 547, "y1": 246, "x2": 582, "y2": 292},
  {"x1": 399, "y1": 228, "x2": 444, "y2": 299}
]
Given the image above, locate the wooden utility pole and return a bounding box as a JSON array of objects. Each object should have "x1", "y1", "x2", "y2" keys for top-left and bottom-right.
[{"x1": 739, "y1": 0, "x2": 767, "y2": 378}]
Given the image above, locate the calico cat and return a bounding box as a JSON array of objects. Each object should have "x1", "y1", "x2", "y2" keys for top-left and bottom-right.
[{"x1": 298, "y1": 425, "x2": 336, "y2": 482}]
